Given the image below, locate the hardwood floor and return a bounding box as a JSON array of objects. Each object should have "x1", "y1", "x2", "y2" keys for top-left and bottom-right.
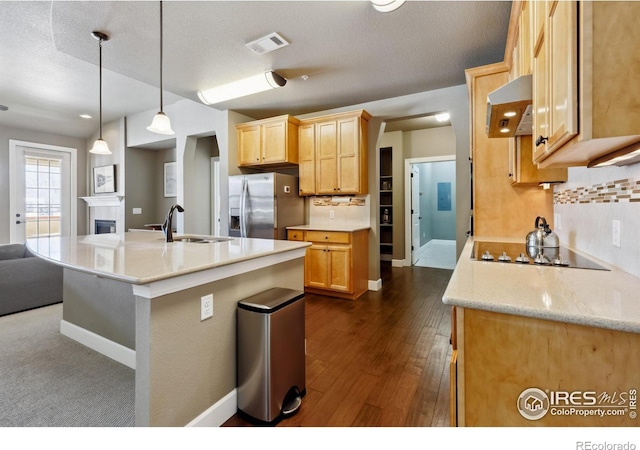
[{"x1": 223, "y1": 262, "x2": 454, "y2": 427}]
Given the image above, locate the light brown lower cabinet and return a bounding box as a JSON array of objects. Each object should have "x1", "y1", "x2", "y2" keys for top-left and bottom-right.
[
  {"x1": 451, "y1": 307, "x2": 639, "y2": 426},
  {"x1": 288, "y1": 229, "x2": 368, "y2": 300}
]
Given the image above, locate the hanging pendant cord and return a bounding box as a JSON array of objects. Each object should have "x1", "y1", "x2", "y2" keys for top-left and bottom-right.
[
  {"x1": 159, "y1": 0, "x2": 164, "y2": 112},
  {"x1": 99, "y1": 37, "x2": 103, "y2": 139}
]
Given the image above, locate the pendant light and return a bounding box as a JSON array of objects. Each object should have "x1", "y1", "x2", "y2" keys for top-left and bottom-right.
[
  {"x1": 147, "y1": 1, "x2": 175, "y2": 135},
  {"x1": 90, "y1": 31, "x2": 111, "y2": 155}
]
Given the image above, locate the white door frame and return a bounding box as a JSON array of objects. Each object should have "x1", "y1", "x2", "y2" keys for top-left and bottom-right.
[
  {"x1": 9, "y1": 140, "x2": 78, "y2": 243},
  {"x1": 404, "y1": 155, "x2": 455, "y2": 267},
  {"x1": 210, "y1": 157, "x2": 220, "y2": 236}
]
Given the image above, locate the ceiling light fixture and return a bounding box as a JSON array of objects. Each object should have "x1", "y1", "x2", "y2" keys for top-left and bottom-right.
[
  {"x1": 435, "y1": 112, "x2": 450, "y2": 122},
  {"x1": 90, "y1": 31, "x2": 111, "y2": 155},
  {"x1": 147, "y1": 1, "x2": 175, "y2": 135},
  {"x1": 371, "y1": 0, "x2": 406, "y2": 13},
  {"x1": 197, "y1": 71, "x2": 287, "y2": 106}
]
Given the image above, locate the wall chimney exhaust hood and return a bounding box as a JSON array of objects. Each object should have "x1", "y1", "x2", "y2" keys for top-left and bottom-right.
[{"x1": 486, "y1": 74, "x2": 532, "y2": 138}]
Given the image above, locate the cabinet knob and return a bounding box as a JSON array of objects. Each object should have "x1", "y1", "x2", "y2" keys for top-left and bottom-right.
[
  {"x1": 535, "y1": 135, "x2": 548, "y2": 147},
  {"x1": 508, "y1": 173, "x2": 513, "y2": 177}
]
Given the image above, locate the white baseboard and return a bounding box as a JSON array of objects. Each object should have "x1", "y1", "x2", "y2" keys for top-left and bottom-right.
[
  {"x1": 186, "y1": 389, "x2": 237, "y2": 427},
  {"x1": 392, "y1": 259, "x2": 404, "y2": 267},
  {"x1": 368, "y1": 278, "x2": 382, "y2": 291},
  {"x1": 60, "y1": 320, "x2": 136, "y2": 370}
]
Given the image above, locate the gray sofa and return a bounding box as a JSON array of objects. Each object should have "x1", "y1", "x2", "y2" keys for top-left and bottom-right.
[{"x1": 0, "y1": 243, "x2": 63, "y2": 316}]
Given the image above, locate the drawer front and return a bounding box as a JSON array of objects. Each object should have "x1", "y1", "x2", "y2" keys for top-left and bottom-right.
[
  {"x1": 304, "y1": 231, "x2": 351, "y2": 244},
  {"x1": 287, "y1": 230, "x2": 304, "y2": 241}
]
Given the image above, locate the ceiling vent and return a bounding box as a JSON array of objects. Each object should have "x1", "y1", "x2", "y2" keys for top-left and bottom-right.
[{"x1": 245, "y1": 32, "x2": 289, "y2": 55}]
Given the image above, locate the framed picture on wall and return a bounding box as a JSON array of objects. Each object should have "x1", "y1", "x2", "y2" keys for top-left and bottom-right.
[
  {"x1": 164, "y1": 162, "x2": 177, "y2": 197},
  {"x1": 93, "y1": 165, "x2": 116, "y2": 194}
]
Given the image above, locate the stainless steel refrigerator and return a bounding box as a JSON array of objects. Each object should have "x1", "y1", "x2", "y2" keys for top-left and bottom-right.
[{"x1": 229, "y1": 173, "x2": 304, "y2": 240}]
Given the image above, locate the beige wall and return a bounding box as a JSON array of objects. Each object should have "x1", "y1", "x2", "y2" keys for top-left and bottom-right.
[{"x1": 135, "y1": 257, "x2": 305, "y2": 426}]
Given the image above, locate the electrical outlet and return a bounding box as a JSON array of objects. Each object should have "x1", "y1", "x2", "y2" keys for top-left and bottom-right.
[
  {"x1": 612, "y1": 220, "x2": 621, "y2": 248},
  {"x1": 329, "y1": 210, "x2": 335, "y2": 219},
  {"x1": 132, "y1": 207, "x2": 142, "y2": 215},
  {"x1": 554, "y1": 213, "x2": 561, "y2": 231},
  {"x1": 201, "y1": 294, "x2": 213, "y2": 321}
]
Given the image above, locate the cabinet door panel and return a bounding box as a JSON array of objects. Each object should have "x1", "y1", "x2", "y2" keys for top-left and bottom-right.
[
  {"x1": 547, "y1": 0, "x2": 578, "y2": 152},
  {"x1": 305, "y1": 245, "x2": 329, "y2": 289},
  {"x1": 238, "y1": 126, "x2": 261, "y2": 165},
  {"x1": 298, "y1": 122, "x2": 316, "y2": 195},
  {"x1": 315, "y1": 121, "x2": 338, "y2": 194},
  {"x1": 532, "y1": 27, "x2": 548, "y2": 163},
  {"x1": 337, "y1": 117, "x2": 359, "y2": 194},
  {"x1": 328, "y1": 245, "x2": 351, "y2": 292},
  {"x1": 261, "y1": 121, "x2": 287, "y2": 163}
]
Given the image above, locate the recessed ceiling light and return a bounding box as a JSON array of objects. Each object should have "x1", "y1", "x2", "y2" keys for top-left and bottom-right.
[{"x1": 79, "y1": 114, "x2": 92, "y2": 119}]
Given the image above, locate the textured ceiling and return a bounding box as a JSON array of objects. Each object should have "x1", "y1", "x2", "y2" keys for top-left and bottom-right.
[{"x1": 0, "y1": 1, "x2": 512, "y2": 139}]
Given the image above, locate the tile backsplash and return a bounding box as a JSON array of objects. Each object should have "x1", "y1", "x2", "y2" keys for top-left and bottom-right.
[
  {"x1": 553, "y1": 165, "x2": 640, "y2": 278},
  {"x1": 308, "y1": 195, "x2": 370, "y2": 227}
]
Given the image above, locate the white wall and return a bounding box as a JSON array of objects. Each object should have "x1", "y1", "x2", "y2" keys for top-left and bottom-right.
[{"x1": 554, "y1": 164, "x2": 640, "y2": 278}]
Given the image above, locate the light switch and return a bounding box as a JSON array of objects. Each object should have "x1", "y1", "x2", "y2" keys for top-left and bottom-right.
[
  {"x1": 133, "y1": 208, "x2": 142, "y2": 215},
  {"x1": 612, "y1": 220, "x2": 621, "y2": 248}
]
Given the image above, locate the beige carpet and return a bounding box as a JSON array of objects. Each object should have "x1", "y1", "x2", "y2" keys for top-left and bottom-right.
[{"x1": 0, "y1": 304, "x2": 134, "y2": 427}]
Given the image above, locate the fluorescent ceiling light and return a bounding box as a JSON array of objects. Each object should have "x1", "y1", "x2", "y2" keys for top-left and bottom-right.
[
  {"x1": 197, "y1": 71, "x2": 287, "y2": 105},
  {"x1": 371, "y1": 0, "x2": 406, "y2": 13},
  {"x1": 435, "y1": 112, "x2": 450, "y2": 122}
]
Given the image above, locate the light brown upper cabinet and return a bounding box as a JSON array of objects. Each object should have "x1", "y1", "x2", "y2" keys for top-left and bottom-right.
[
  {"x1": 532, "y1": 0, "x2": 578, "y2": 164},
  {"x1": 298, "y1": 110, "x2": 371, "y2": 196},
  {"x1": 527, "y1": 1, "x2": 640, "y2": 168},
  {"x1": 297, "y1": 121, "x2": 316, "y2": 195},
  {"x1": 236, "y1": 115, "x2": 300, "y2": 167}
]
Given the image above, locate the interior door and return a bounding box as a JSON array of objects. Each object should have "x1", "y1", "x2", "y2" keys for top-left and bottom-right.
[
  {"x1": 9, "y1": 141, "x2": 76, "y2": 243},
  {"x1": 411, "y1": 165, "x2": 421, "y2": 265}
]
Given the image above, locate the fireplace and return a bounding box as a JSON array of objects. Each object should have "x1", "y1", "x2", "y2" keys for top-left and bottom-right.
[{"x1": 95, "y1": 220, "x2": 116, "y2": 234}]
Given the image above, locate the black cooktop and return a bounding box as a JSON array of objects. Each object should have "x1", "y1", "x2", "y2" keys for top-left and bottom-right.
[{"x1": 471, "y1": 241, "x2": 609, "y2": 271}]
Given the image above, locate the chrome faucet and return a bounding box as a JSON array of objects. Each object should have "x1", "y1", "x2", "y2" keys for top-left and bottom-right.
[{"x1": 162, "y1": 204, "x2": 184, "y2": 242}]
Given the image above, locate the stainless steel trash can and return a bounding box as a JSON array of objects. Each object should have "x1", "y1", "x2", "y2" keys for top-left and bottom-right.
[{"x1": 237, "y1": 287, "x2": 305, "y2": 423}]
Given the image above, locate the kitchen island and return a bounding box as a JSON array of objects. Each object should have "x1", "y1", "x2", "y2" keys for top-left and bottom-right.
[
  {"x1": 443, "y1": 236, "x2": 640, "y2": 426},
  {"x1": 27, "y1": 231, "x2": 310, "y2": 427}
]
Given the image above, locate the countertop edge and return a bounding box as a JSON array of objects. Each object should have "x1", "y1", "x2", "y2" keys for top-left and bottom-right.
[
  {"x1": 442, "y1": 236, "x2": 640, "y2": 334},
  {"x1": 287, "y1": 224, "x2": 371, "y2": 232},
  {"x1": 27, "y1": 234, "x2": 311, "y2": 286}
]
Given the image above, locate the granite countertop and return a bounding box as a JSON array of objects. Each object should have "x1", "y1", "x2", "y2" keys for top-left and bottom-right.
[
  {"x1": 27, "y1": 231, "x2": 310, "y2": 285},
  {"x1": 443, "y1": 236, "x2": 640, "y2": 334},
  {"x1": 287, "y1": 224, "x2": 371, "y2": 232}
]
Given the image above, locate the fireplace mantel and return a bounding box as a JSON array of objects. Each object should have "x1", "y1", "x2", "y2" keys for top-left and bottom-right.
[{"x1": 80, "y1": 195, "x2": 124, "y2": 207}]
